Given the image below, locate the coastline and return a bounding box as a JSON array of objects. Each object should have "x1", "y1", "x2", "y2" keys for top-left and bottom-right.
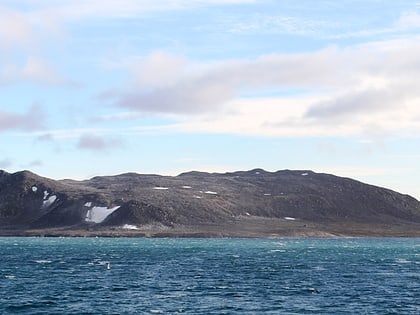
[{"x1": 2, "y1": 217, "x2": 419, "y2": 238}]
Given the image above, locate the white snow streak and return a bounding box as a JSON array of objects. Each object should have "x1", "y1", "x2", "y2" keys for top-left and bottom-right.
[
  {"x1": 42, "y1": 195, "x2": 57, "y2": 208},
  {"x1": 85, "y1": 206, "x2": 121, "y2": 223},
  {"x1": 122, "y1": 224, "x2": 139, "y2": 230}
]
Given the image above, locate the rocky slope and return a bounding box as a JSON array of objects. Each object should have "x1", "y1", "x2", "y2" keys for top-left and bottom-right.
[{"x1": 0, "y1": 169, "x2": 419, "y2": 237}]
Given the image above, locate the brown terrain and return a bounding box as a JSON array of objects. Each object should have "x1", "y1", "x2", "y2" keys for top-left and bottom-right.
[{"x1": 0, "y1": 169, "x2": 419, "y2": 237}]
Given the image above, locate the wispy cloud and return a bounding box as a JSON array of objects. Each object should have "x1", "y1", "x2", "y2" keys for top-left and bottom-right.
[
  {"x1": 5, "y1": 0, "x2": 255, "y2": 22},
  {"x1": 0, "y1": 7, "x2": 33, "y2": 49},
  {"x1": 0, "y1": 56, "x2": 71, "y2": 86},
  {"x1": 0, "y1": 104, "x2": 46, "y2": 131},
  {"x1": 226, "y1": 13, "x2": 332, "y2": 35}
]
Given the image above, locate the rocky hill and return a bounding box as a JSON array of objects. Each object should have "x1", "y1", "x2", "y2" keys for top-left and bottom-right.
[{"x1": 0, "y1": 169, "x2": 419, "y2": 237}]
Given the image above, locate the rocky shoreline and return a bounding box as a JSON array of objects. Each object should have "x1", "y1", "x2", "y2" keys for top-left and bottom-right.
[{"x1": 2, "y1": 216, "x2": 419, "y2": 238}]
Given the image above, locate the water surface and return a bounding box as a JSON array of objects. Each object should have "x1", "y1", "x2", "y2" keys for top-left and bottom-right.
[{"x1": 1, "y1": 237, "x2": 419, "y2": 314}]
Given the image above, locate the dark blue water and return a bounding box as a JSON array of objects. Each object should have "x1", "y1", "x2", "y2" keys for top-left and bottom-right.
[{"x1": 0, "y1": 237, "x2": 419, "y2": 314}]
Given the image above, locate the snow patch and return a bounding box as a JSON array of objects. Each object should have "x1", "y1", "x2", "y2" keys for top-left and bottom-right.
[
  {"x1": 182, "y1": 185, "x2": 192, "y2": 189},
  {"x1": 42, "y1": 195, "x2": 57, "y2": 208},
  {"x1": 153, "y1": 187, "x2": 169, "y2": 190},
  {"x1": 43, "y1": 190, "x2": 49, "y2": 200},
  {"x1": 122, "y1": 224, "x2": 139, "y2": 230},
  {"x1": 193, "y1": 195, "x2": 202, "y2": 199},
  {"x1": 264, "y1": 193, "x2": 271, "y2": 196},
  {"x1": 245, "y1": 212, "x2": 251, "y2": 216},
  {"x1": 284, "y1": 217, "x2": 296, "y2": 221},
  {"x1": 204, "y1": 191, "x2": 218, "y2": 195},
  {"x1": 84, "y1": 202, "x2": 92, "y2": 207},
  {"x1": 85, "y1": 206, "x2": 121, "y2": 223},
  {"x1": 255, "y1": 171, "x2": 260, "y2": 175},
  {"x1": 301, "y1": 173, "x2": 308, "y2": 176},
  {"x1": 31, "y1": 186, "x2": 38, "y2": 192}
]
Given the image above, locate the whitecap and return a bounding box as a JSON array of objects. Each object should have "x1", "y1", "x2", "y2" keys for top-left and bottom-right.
[
  {"x1": 34, "y1": 259, "x2": 52, "y2": 264},
  {"x1": 270, "y1": 249, "x2": 286, "y2": 253},
  {"x1": 274, "y1": 242, "x2": 286, "y2": 246}
]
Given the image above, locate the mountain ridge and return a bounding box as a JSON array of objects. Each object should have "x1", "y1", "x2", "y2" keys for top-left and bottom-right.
[{"x1": 0, "y1": 169, "x2": 419, "y2": 237}]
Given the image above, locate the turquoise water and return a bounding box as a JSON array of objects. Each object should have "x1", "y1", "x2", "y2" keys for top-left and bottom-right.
[{"x1": 0, "y1": 237, "x2": 419, "y2": 314}]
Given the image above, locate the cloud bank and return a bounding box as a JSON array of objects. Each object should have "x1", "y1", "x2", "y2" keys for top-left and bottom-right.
[{"x1": 98, "y1": 35, "x2": 420, "y2": 138}]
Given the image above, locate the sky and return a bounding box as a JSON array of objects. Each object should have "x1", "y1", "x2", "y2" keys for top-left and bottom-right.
[{"x1": 1, "y1": 0, "x2": 420, "y2": 199}]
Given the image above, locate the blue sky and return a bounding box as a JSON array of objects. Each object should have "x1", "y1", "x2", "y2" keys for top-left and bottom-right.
[{"x1": 1, "y1": 0, "x2": 420, "y2": 198}]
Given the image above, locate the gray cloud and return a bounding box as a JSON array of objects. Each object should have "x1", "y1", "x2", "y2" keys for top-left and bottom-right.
[
  {"x1": 304, "y1": 88, "x2": 400, "y2": 121},
  {"x1": 77, "y1": 134, "x2": 124, "y2": 151},
  {"x1": 0, "y1": 104, "x2": 45, "y2": 131},
  {"x1": 117, "y1": 80, "x2": 235, "y2": 114}
]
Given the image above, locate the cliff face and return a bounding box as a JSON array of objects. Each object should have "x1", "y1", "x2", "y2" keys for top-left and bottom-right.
[{"x1": 0, "y1": 169, "x2": 419, "y2": 236}]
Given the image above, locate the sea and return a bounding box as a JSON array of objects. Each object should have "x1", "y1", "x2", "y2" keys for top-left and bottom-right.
[{"x1": 0, "y1": 237, "x2": 419, "y2": 314}]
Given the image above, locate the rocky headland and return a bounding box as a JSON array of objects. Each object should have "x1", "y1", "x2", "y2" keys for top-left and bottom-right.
[{"x1": 0, "y1": 169, "x2": 419, "y2": 237}]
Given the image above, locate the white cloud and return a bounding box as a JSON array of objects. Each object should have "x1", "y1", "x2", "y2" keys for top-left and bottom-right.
[
  {"x1": 107, "y1": 47, "x2": 352, "y2": 114},
  {"x1": 395, "y1": 11, "x2": 420, "y2": 29},
  {"x1": 97, "y1": 35, "x2": 420, "y2": 138}
]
